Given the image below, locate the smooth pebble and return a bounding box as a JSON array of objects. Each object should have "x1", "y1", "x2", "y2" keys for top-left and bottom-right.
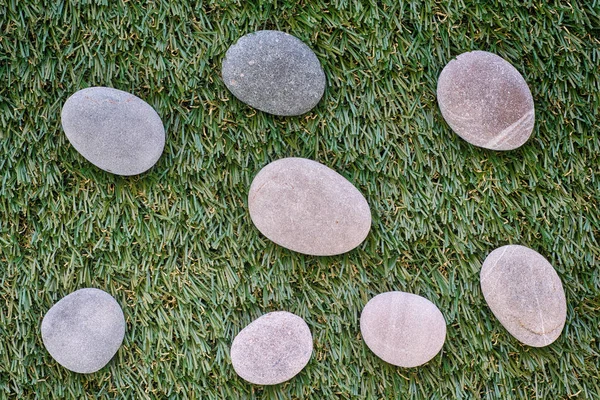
[
  {"x1": 480, "y1": 245, "x2": 567, "y2": 347},
  {"x1": 248, "y1": 157, "x2": 371, "y2": 256},
  {"x1": 41, "y1": 288, "x2": 126, "y2": 373},
  {"x1": 437, "y1": 50, "x2": 534, "y2": 150},
  {"x1": 61, "y1": 86, "x2": 165, "y2": 175},
  {"x1": 360, "y1": 291, "x2": 447, "y2": 368},
  {"x1": 230, "y1": 311, "x2": 313, "y2": 385},
  {"x1": 222, "y1": 30, "x2": 326, "y2": 116}
]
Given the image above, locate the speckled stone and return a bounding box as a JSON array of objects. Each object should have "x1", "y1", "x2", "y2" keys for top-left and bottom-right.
[
  {"x1": 230, "y1": 311, "x2": 313, "y2": 385},
  {"x1": 480, "y1": 245, "x2": 566, "y2": 347},
  {"x1": 437, "y1": 50, "x2": 535, "y2": 150},
  {"x1": 61, "y1": 87, "x2": 165, "y2": 175},
  {"x1": 248, "y1": 157, "x2": 371, "y2": 256},
  {"x1": 41, "y1": 288, "x2": 126, "y2": 373},
  {"x1": 222, "y1": 30, "x2": 326, "y2": 116},
  {"x1": 360, "y1": 291, "x2": 446, "y2": 368}
]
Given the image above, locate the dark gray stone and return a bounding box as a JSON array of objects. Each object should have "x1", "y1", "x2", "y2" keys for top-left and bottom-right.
[
  {"x1": 222, "y1": 30, "x2": 326, "y2": 116},
  {"x1": 248, "y1": 157, "x2": 371, "y2": 256},
  {"x1": 230, "y1": 311, "x2": 313, "y2": 385},
  {"x1": 480, "y1": 245, "x2": 566, "y2": 347},
  {"x1": 41, "y1": 288, "x2": 126, "y2": 373},
  {"x1": 61, "y1": 87, "x2": 165, "y2": 175},
  {"x1": 360, "y1": 291, "x2": 446, "y2": 368},
  {"x1": 437, "y1": 51, "x2": 534, "y2": 150}
]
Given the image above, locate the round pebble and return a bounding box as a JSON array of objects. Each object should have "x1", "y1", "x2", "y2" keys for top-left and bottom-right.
[
  {"x1": 230, "y1": 311, "x2": 313, "y2": 385},
  {"x1": 437, "y1": 50, "x2": 535, "y2": 150},
  {"x1": 41, "y1": 288, "x2": 126, "y2": 373},
  {"x1": 480, "y1": 245, "x2": 567, "y2": 347},
  {"x1": 248, "y1": 157, "x2": 371, "y2": 256},
  {"x1": 360, "y1": 291, "x2": 447, "y2": 368},
  {"x1": 222, "y1": 30, "x2": 326, "y2": 116},
  {"x1": 61, "y1": 86, "x2": 165, "y2": 175}
]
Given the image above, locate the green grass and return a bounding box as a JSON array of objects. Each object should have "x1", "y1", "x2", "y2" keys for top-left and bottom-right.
[{"x1": 1, "y1": 0, "x2": 599, "y2": 398}]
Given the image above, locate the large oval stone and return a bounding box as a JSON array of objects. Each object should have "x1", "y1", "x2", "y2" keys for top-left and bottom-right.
[
  {"x1": 248, "y1": 157, "x2": 371, "y2": 256},
  {"x1": 480, "y1": 245, "x2": 566, "y2": 347},
  {"x1": 230, "y1": 311, "x2": 313, "y2": 385},
  {"x1": 222, "y1": 30, "x2": 326, "y2": 116},
  {"x1": 41, "y1": 288, "x2": 126, "y2": 373},
  {"x1": 61, "y1": 87, "x2": 165, "y2": 175},
  {"x1": 437, "y1": 50, "x2": 535, "y2": 150},
  {"x1": 360, "y1": 291, "x2": 446, "y2": 368}
]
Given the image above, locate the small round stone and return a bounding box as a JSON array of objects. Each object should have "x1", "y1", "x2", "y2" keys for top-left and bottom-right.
[
  {"x1": 480, "y1": 245, "x2": 567, "y2": 347},
  {"x1": 230, "y1": 311, "x2": 313, "y2": 385},
  {"x1": 222, "y1": 30, "x2": 326, "y2": 116},
  {"x1": 248, "y1": 157, "x2": 371, "y2": 256},
  {"x1": 437, "y1": 50, "x2": 535, "y2": 150},
  {"x1": 61, "y1": 87, "x2": 165, "y2": 175},
  {"x1": 360, "y1": 291, "x2": 446, "y2": 368},
  {"x1": 41, "y1": 288, "x2": 126, "y2": 373}
]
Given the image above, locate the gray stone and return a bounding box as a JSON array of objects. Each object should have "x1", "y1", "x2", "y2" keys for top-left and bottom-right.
[
  {"x1": 222, "y1": 30, "x2": 326, "y2": 116},
  {"x1": 41, "y1": 288, "x2": 126, "y2": 373},
  {"x1": 61, "y1": 87, "x2": 165, "y2": 175},
  {"x1": 480, "y1": 245, "x2": 566, "y2": 347},
  {"x1": 360, "y1": 291, "x2": 446, "y2": 368},
  {"x1": 248, "y1": 157, "x2": 371, "y2": 256},
  {"x1": 230, "y1": 311, "x2": 313, "y2": 385},
  {"x1": 437, "y1": 50, "x2": 535, "y2": 150}
]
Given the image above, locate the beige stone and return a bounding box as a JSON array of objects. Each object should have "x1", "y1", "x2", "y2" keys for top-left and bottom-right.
[
  {"x1": 230, "y1": 311, "x2": 312, "y2": 385},
  {"x1": 360, "y1": 291, "x2": 446, "y2": 368},
  {"x1": 480, "y1": 245, "x2": 567, "y2": 347},
  {"x1": 248, "y1": 157, "x2": 371, "y2": 256}
]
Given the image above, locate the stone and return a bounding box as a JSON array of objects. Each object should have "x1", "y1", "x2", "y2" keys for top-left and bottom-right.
[
  {"x1": 360, "y1": 291, "x2": 446, "y2": 368},
  {"x1": 61, "y1": 86, "x2": 165, "y2": 175},
  {"x1": 437, "y1": 50, "x2": 535, "y2": 150},
  {"x1": 248, "y1": 157, "x2": 371, "y2": 256},
  {"x1": 222, "y1": 30, "x2": 326, "y2": 116},
  {"x1": 41, "y1": 288, "x2": 126, "y2": 373},
  {"x1": 230, "y1": 311, "x2": 313, "y2": 385},
  {"x1": 480, "y1": 245, "x2": 567, "y2": 347}
]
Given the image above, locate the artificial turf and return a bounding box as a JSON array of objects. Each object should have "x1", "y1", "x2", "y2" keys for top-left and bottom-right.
[{"x1": 1, "y1": 0, "x2": 599, "y2": 398}]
